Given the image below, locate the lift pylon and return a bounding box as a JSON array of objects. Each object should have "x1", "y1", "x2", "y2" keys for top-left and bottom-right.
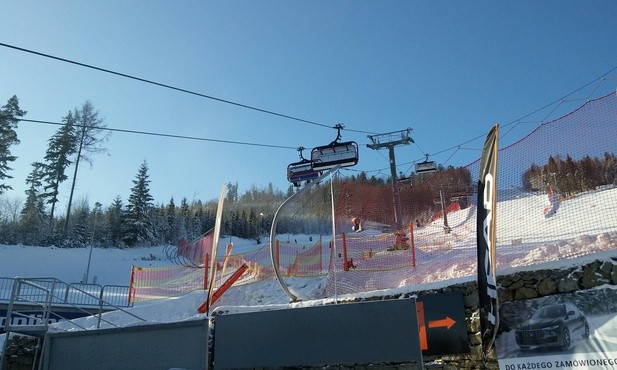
[{"x1": 367, "y1": 128, "x2": 414, "y2": 228}]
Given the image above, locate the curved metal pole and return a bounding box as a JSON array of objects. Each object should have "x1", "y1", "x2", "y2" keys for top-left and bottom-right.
[{"x1": 270, "y1": 166, "x2": 340, "y2": 302}]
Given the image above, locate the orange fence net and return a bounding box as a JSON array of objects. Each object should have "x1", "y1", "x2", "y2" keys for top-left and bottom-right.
[{"x1": 132, "y1": 93, "x2": 617, "y2": 301}]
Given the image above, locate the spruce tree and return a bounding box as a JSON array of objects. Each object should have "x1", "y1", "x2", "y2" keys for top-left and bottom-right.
[
  {"x1": 122, "y1": 160, "x2": 155, "y2": 247},
  {"x1": 563, "y1": 155, "x2": 579, "y2": 195},
  {"x1": 226, "y1": 182, "x2": 238, "y2": 204},
  {"x1": 65, "y1": 198, "x2": 91, "y2": 248},
  {"x1": 165, "y1": 197, "x2": 177, "y2": 243},
  {"x1": 42, "y1": 112, "x2": 77, "y2": 220},
  {"x1": 0, "y1": 95, "x2": 26, "y2": 194},
  {"x1": 106, "y1": 196, "x2": 124, "y2": 246},
  {"x1": 20, "y1": 162, "x2": 47, "y2": 244},
  {"x1": 179, "y1": 197, "x2": 190, "y2": 238},
  {"x1": 604, "y1": 152, "x2": 617, "y2": 185},
  {"x1": 579, "y1": 155, "x2": 599, "y2": 191}
]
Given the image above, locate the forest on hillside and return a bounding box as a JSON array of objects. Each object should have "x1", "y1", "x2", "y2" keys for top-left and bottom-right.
[
  {"x1": 522, "y1": 153, "x2": 617, "y2": 194},
  {"x1": 0, "y1": 94, "x2": 400, "y2": 248},
  {"x1": 0, "y1": 168, "x2": 391, "y2": 248},
  {"x1": 3, "y1": 94, "x2": 614, "y2": 249}
]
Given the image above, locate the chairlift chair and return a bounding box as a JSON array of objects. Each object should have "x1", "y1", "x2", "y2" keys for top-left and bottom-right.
[
  {"x1": 287, "y1": 159, "x2": 320, "y2": 187},
  {"x1": 310, "y1": 124, "x2": 359, "y2": 171},
  {"x1": 415, "y1": 160, "x2": 437, "y2": 174},
  {"x1": 311, "y1": 141, "x2": 359, "y2": 171},
  {"x1": 287, "y1": 147, "x2": 320, "y2": 187}
]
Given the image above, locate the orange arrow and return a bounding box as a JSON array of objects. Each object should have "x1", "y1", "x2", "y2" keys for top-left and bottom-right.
[{"x1": 428, "y1": 316, "x2": 456, "y2": 330}]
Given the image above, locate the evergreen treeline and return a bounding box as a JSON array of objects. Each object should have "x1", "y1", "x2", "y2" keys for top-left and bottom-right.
[
  {"x1": 0, "y1": 167, "x2": 341, "y2": 248},
  {"x1": 0, "y1": 94, "x2": 351, "y2": 247},
  {"x1": 11, "y1": 93, "x2": 614, "y2": 248},
  {"x1": 0, "y1": 160, "x2": 291, "y2": 247},
  {"x1": 522, "y1": 153, "x2": 617, "y2": 194}
]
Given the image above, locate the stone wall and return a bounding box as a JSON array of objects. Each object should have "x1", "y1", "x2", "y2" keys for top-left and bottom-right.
[
  {"x1": 1, "y1": 335, "x2": 40, "y2": 370},
  {"x1": 323, "y1": 257, "x2": 617, "y2": 369}
]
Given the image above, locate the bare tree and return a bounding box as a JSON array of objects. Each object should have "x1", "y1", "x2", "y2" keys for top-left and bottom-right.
[
  {"x1": 0, "y1": 195, "x2": 23, "y2": 222},
  {"x1": 65, "y1": 101, "x2": 110, "y2": 231}
]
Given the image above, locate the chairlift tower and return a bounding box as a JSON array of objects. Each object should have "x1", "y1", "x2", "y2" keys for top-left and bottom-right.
[{"x1": 367, "y1": 128, "x2": 414, "y2": 229}]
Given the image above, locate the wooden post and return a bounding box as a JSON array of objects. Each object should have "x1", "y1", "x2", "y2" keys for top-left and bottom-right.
[
  {"x1": 128, "y1": 265, "x2": 135, "y2": 304},
  {"x1": 198, "y1": 263, "x2": 248, "y2": 313},
  {"x1": 203, "y1": 253, "x2": 210, "y2": 290},
  {"x1": 342, "y1": 233, "x2": 349, "y2": 271},
  {"x1": 410, "y1": 223, "x2": 416, "y2": 268},
  {"x1": 319, "y1": 235, "x2": 323, "y2": 273}
]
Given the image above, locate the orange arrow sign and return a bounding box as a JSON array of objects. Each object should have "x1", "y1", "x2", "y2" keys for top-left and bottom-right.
[{"x1": 428, "y1": 316, "x2": 456, "y2": 330}]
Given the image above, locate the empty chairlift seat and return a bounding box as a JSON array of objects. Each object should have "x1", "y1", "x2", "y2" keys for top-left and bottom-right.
[
  {"x1": 287, "y1": 159, "x2": 320, "y2": 187},
  {"x1": 415, "y1": 160, "x2": 437, "y2": 174},
  {"x1": 311, "y1": 141, "x2": 359, "y2": 171}
]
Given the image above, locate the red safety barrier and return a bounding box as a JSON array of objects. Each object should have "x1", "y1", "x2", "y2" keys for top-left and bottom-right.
[
  {"x1": 410, "y1": 223, "x2": 416, "y2": 268},
  {"x1": 198, "y1": 263, "x2": 249, "y2": 314}
]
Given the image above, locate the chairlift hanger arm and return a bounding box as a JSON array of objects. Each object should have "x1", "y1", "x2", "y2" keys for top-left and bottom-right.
[{"x1": 329, "y1": 124, "x2": 345, "y2": 145}]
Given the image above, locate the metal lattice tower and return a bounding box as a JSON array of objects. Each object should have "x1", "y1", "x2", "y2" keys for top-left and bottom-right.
[{"x1": 366, "y1": 128, "x2": 414, "y2": 228}]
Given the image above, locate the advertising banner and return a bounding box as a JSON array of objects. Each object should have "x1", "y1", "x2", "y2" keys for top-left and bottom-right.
[
  {"x1": 477, "y1": 124, "x2": 500, "y2": 353},
  {"x1": 496, "y1": 288, "x2": 617, "y2": 370}
]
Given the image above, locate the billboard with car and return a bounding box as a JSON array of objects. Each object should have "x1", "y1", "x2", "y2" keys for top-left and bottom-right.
[{"x1": 495, "y1": 288, "x2": 617, "y2": 369}]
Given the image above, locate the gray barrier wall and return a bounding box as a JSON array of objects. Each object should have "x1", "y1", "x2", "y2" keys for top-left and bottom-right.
[
  {"x1": 41, "y1": 318, "x2": 209, "y2": 370},
  {"x1": 32, "y1": 258, "x2": 617, "y2": 370},
  {"x1": 213, "y1": 298, "x2": 422, "y2": 369},
  {"x1": 39, "y1": 299, "x2": 423, "y2": 370}
]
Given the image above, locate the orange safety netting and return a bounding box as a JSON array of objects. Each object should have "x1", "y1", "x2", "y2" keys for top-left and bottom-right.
[
  {"x1": 130, "y1": 237, "x2": 328, "y2": 302},
  {"x1": 132, "y1": 93, "x2": 617, "y2": 301},
  {"x1": 326, "y1": 93, "x2": 617, "y2": 295}
]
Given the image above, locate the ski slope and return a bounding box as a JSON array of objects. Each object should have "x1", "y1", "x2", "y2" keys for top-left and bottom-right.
[{"x1": 0, "y1": 186, "x2": 615, "y2": 336}]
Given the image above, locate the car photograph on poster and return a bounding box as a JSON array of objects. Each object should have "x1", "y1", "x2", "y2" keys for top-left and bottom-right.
[{"x1": 515, "y1": 303, "x2": 590, "y2": 351}]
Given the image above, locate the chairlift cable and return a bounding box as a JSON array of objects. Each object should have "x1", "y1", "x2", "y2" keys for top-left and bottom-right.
[
  {"x1": 0, "y1": 42, "x2": 333, "y2": 130},
  {"x1": 3, "y1": 42, "x2": 380, "y2": 137},
  {"x1": 18, "y1": 118, "x2": 298, "y2": 150}
]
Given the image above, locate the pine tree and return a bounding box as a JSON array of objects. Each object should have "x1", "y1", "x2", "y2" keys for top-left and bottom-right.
[
  {"x1": 546, "y1": 155, "x2": 562, "y2": 191},
  {"x1": 65, "y1": 198, "x2": 91, "y2": 247},
  {"x1": 0, "y1": 95, "x2": 26, "y2": 194},
  {"x1": 20, "y1": 162, "x2": 47, "y2": 244},
  {"x1": 146, "y1": 204, "x2": 164, "y2": 245},
  {"x1": 163, "y1": 197, "x2": 177, "y2": 243},
  {"x1": 179, "y1": 197, "x2": 190, "y2": 238},
  {"x1": 106, "y1": 196, "x2": 124, "y2": 246},
  {"x1": 192, "y1": 200, "x2": 207, "y2": 235},
  {"x1": 562, "y1": 155, "x2": 579, "y2": 195},
  {"x1": 42, "y1": 112, "x2": 77, "y2": 220},
  {"x1": 90, "y1": 202, "x2": 103, "y2": 245},
  {"x1": 578, "y1": 155, "x2": 599, "y2": 191},
  {"x1": 604, "y1": 152, "x2": 617, "y2": 185},
  {"x1": 522, "y1": 164, "x2": 543, "y2": 191},
  {"x1": 122, "y1": 160, "x2": 155, "y2": 247},
  {"x1": 226, "y1": 182, "x2": 238, "y2": 204}
]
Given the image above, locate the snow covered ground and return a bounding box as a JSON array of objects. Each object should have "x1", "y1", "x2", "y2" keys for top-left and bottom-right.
[{"x1": 1, "y1": 186, "x2": 616, "y2": 352}]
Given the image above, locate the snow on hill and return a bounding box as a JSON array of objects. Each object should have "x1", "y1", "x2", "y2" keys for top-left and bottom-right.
[{"x1": 1, "y1": 186, "x2": 616, "y2": 338}]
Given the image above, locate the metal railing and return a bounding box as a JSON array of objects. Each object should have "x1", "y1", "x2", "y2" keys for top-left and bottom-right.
[
  {"x1": 0, "y1": 277, "x2": 133, "y2": 308},
  {"x1": 1, "y1": 277, "x2": 147, "y2": 370},
  {"x1": 3, "y1": 277, "x2": 145, "y2": 333}
]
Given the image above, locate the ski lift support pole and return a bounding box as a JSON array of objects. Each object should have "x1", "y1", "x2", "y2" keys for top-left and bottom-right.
[
  {"x1": 269, "y1": 165, "x2": 341, "y2": 302},
  {"x1": 367, "y1": 128, "x2": 414, "y2": 229}
]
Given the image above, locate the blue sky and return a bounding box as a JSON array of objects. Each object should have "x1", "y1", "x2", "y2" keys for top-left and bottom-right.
[{"x1": 1, "y1": 1, "x2": 616, "y2": 210}]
